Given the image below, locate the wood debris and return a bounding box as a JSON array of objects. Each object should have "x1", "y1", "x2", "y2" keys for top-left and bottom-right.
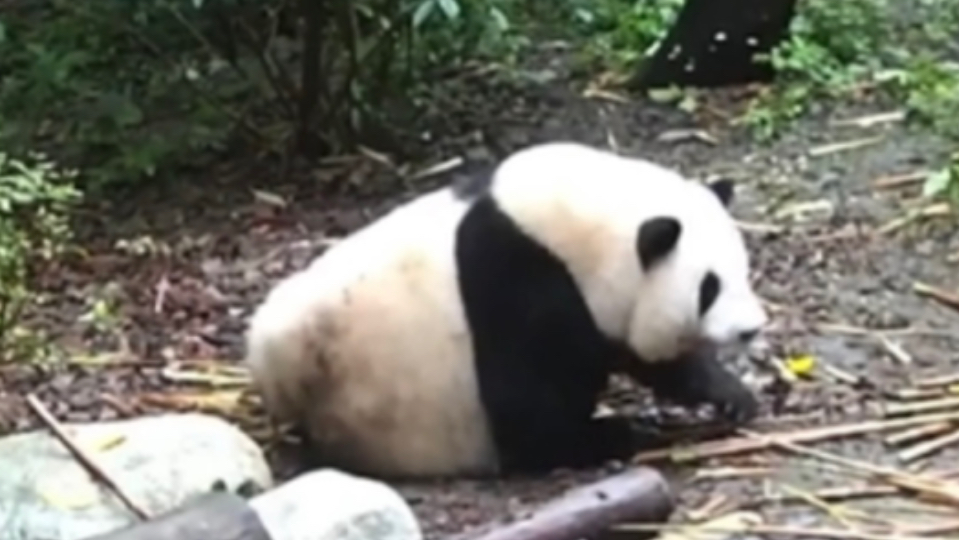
[
  {"x1": 632, "y1": 410, "x2": 959, "y2": 464},
  {"x1": 884, "y1": 422, "x2": 953, "y2": 446},
  {"x1": 872, "y1": 170, "x2": 930, "y2": 190},
  {"x1": 898, "y1": 429, "x2": 959, "y2": 463},
  {"x1": 883, "y1": 396, "x2": 959, "y2": 417},
  {"x1": 807, "y1": 136, "x2": 884, "y2": 157},
  {"x1": 832, "y1": 110, "x2": 906, "y2": 129},
  {"x1": 913, "y1": 281, "x2": 959, "y2": 312}
]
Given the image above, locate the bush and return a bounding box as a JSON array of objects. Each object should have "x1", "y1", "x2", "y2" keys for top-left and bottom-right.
[{"x1": 0, "y1": 152, "x2": 81, "y2": 363}]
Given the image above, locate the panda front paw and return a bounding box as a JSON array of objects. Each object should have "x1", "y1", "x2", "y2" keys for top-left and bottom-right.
[{"x1": 704, "y1": 378, "x2": 758, "y2": 425}]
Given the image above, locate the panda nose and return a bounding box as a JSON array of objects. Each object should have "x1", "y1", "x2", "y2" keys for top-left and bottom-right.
[{"x1": 738, "y1": 329, "x2": 759, "y2": 343}]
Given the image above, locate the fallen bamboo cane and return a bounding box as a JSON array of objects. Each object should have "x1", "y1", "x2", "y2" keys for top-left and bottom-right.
[{"x1": 633, "y1": 410, "x2": 959, "y2": 464}]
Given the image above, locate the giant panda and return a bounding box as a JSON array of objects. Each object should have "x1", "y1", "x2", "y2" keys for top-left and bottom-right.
[{"x1": 244, "y1": 141, "x2": 767, "y2": 480}]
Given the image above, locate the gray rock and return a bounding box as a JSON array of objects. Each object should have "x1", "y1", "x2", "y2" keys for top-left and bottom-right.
[
  {"x1": 250, "y1": 469, "x2": 422, "y2": 540},
  {"x1": 0, "y1": 413, "x2": 272, "y2": 540}
]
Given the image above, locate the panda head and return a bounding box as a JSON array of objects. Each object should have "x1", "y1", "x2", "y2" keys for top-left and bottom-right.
[{"x1": 626, "y1": 178, "x2": 767, "y2": 362}]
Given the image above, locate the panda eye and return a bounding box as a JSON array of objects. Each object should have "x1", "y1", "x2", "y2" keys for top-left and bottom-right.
[{"x1": 699, "y1": 272, "x2": 720, "y2": 316}]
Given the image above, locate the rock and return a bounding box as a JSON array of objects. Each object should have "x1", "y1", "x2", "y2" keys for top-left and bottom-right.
[
  {"x1": 250, "y1": 469, "x2": 422, "y2": 540},
  {"x1": 0, "y1": 413, "x2": 272, "y2": 540}
]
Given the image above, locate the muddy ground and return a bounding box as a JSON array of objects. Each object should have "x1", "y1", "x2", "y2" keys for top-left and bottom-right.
[{"x1": 3, "y1": 46, "x2": 959, "y2": 538}]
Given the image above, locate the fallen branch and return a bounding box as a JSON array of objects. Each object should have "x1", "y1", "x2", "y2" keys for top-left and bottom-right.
[
  {"x1": 632, "y1": 410, "x2": 959, "y2": 464},
  {"x1": 454, "y1": 468, "x2": 674, "y2": 540},
  {"x1": 25, "y1": 393, "x2": 149, "y2": 520}
]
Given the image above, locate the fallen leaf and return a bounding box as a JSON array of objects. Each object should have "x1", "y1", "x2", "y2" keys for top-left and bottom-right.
[{"x1": 785, "y1": 354, "x2": 816, "y2": 378}]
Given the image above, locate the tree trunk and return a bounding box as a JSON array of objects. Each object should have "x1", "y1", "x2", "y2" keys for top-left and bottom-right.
[{"x1": 634, "y1": 0, "x2": 799, "y2": 89}]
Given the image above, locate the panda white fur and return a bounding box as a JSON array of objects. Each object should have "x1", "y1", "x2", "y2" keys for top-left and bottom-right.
[{"x1": 244, "y1": 141, "x2": 767, "y2": 479}]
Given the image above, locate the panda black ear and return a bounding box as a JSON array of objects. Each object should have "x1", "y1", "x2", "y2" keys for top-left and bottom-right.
[
  {"x1": 707, "y1": 178, "x2": 735, "y2": 207},
  {"x1": 636, "y1": 217, "x2": 682, "y2": 271}
]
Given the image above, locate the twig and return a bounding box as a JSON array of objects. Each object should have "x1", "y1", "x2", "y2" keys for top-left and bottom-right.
[
  {"x1": 692, "y1": 466, "x2": 771, "y2": 481},
  {"x1": 872, "y1": 170, "x2": 930, "y2": 190},
  {"x1": 914, "y1": 281, "x2": 959, "y2": 312},
  {"x1": 898, "y1": 519, "x2": 959, "y2": 535},
  {"x1": 808, "y1": 136, "x2": 884, "y2": 157},
  {"x1": 686, "y1": 494, "x2": 730, "y2": 521},
  {"x1": 154, "y1": 273, "x2": 170, "y2": 314},
  {"x1": 884, "y1": 397, "x2": 959, "y2": 418},
  {"x1": 878, "y1": 336, "x2": 912, "y2": 365},
  {"x1": 898, "y1": 428, "x2": 959, "y2": 463},
  {"x1": 632, "y1": 410, "x2": 959, "y2": 464},
  {"x1": 833, "y1": 110, "x2": 906, "y2": 129},
  {"x1": 884, "y1": 422, "x2": 953, "y2": 446},
  {"x1": 878, "y1": 203, "x2": 951, "y2": 235},
  {"x1": 757, "y1": 485, "x2": 898, "y2": 506},
  {"x1": 818, "y1": 359, "x2": 864, "y2": 386},
  {"x1": 914, "y1": 373, "x2": 959, "y2": 388},
  {"x1": 407, "y1": 156, "x2": 465, "y2": 181},
  {"x1": 887, "y1": 387, "x2": 947, "y2": 401},
  {"x1": 776, "y1": 482, "x2": 859, "y2": 529},
  {"x1": 25, "y1": 394, "x2": 149, "y2": 520}
]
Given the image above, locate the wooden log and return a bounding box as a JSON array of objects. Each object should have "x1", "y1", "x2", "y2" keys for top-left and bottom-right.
[
  {"x1": 452, "y1": 467, "x2": 674, "y2": 540},
  {"x1": 82, "y1": 492, "x2": 270, "y2": 540}
]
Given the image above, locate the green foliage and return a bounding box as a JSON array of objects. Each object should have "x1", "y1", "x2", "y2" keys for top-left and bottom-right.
[
  {"x1": 0, "y1": 153, "x2": 81, "y2": 363},
  {"x1": 565, "y1": 0, "x2": 685, "y2": 71},
  {"x1": 923, "y1": 150, "x2": 959, "y2": 204},
  {"x1": 0, "y1": 1, "x2": 250, "y2": 191},
  {"x1": 741, "y1": 0, "x2": 959, "y2": 141},
  {"x1": 0, "y1": 0, "x2": 553, "y2": 192},
  {"x1": 411, "y1": 0, "x2": 522, "y2": 66}
]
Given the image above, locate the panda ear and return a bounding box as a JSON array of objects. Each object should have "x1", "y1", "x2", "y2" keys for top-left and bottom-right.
[
  {"x1": 636, "y1": 217, "x2": 682, "y2": 271},
  {"x1": 707, "y1": 178, "x2": 735, "y2": 207}
]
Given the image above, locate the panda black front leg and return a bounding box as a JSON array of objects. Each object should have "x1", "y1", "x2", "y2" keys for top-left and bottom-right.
[{"x1": 626, "y1": 346, "x2": 759, "y2": 425}]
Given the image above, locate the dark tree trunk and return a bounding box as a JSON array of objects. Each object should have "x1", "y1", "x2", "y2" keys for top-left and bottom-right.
[{"x1": 633, "y1": 0, "x2": 799, "y2": 89}]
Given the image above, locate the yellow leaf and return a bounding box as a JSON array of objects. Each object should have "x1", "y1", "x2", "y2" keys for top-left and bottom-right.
[
  {"x1": 76, "y1": 432, "x2": 127, "y2": 452},
  {"x1": 785, "y1": 354, "x2": 816, "y2": 377}
]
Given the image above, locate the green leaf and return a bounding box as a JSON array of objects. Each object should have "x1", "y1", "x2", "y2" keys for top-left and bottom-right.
[
  {"x1": 489, "y1": 6, "x2": 509, "y2": 31},
  {"x1": 922, "y1": 168, "x2": 951, "y2": 198},
  {"x1": 437, "y1": 0, "x2": 461, "y2": 20},
  {"x1": 413, "y1": 0, "x2": 436, "y2": 27}
]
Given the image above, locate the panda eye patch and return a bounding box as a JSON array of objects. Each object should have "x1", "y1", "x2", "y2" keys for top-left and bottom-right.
[{"x1": 699, "y1": 272, "x2": 720, "y2": 316}]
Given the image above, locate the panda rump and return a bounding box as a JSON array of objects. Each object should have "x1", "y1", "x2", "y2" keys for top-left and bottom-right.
[{"x1": 244, "y1": 142, "x2": 766, "y2": 479}]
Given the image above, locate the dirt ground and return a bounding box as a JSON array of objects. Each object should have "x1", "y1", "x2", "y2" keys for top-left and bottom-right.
[{"x1": 3, "y1": 46, "x2": 959, "y2": 539}]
